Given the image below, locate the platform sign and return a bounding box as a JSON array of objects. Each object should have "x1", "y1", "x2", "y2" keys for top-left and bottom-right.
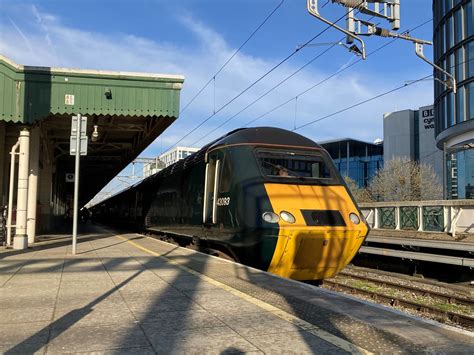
[
  {"x1": 69, "y1": 136, "x2": 88, "y2": 156},
  {"x1": 70, "y1": 115, "x2": 88, "y2": 155}
]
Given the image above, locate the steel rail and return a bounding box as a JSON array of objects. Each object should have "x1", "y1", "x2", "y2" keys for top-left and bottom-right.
[{"x1": 323, "y1": 279, "x2": 474, "y2": 328}]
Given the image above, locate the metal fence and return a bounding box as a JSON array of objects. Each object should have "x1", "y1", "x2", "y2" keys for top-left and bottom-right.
[{"x1": 359, "y1": 200, "x2": 474, "y2": 236}]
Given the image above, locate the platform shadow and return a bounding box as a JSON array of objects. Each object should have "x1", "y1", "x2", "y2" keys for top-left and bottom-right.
[
  {"x1": 5, "y1": 269, "x2": 144, "y2": 354},
  {"x1": 114, "y1": 237, "x2": 213, "y2": 353}
]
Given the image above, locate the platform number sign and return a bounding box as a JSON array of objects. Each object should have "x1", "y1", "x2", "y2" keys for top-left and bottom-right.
[{"x1": 65, "y1": 94, "x2": 75, "y2": 105}]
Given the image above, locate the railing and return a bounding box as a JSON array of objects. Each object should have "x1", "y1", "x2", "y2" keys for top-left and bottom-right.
[{"x1": 359, "y1": 200, "x2": 474, "y2": 236}]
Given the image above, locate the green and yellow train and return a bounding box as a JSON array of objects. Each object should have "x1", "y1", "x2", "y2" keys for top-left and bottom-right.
[{"x1": 91, "y1": 127, "x2": 369, "y2": 281}]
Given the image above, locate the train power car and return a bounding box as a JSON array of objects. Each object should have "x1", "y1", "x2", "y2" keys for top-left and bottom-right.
[{"x1": 91, "y1": 127, "x2": 369, "y2": 281}]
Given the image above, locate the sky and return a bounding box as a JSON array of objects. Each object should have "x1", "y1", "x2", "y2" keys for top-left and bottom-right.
[{"x1": 0, "y1": 0, "x2": 435, "y2": 197}]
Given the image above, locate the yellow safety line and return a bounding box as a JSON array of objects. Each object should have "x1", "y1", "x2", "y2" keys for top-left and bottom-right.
[{"x1": 117, "y1": 234, "x2": 372, "y2": 355}]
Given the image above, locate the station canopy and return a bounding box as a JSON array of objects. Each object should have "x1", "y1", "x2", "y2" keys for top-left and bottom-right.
[{"x1": 0, "y1": 55, "x2": 184, "y2": 205}]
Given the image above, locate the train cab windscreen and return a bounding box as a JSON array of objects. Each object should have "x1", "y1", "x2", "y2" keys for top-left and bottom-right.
[{"x1": 256, "y1": 149, "x2": 340, "y2": 184}]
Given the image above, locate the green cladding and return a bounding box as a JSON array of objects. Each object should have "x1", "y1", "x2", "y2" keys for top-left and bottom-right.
[{"x1": 0, "y1": 55, "x2": 184, "y2": 123}]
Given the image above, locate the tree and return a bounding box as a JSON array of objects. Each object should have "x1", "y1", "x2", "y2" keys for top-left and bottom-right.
[
  {"x1": 368, "y1": 157, "x2": 443, "y2": 202},
  {"x1": 343, "y1": 176, "x2": 373, "y2": 203}
]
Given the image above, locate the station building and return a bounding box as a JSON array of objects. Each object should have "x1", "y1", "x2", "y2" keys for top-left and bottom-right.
[
  {"x1": 0, "y1": 55, "x2": 184, "y2": 248},
  {"x1": 158, "y1": 146, "x2": 199, "y2": 168},
  {"x1": 320, "y1": 138, "x2": 383, "y2": 187},
  {"x1": 433, "y1": 0, "x2": 474, "y2": 199},
  {"x1": 143, "y1": 146, "x2": 199, "y2": 178}
]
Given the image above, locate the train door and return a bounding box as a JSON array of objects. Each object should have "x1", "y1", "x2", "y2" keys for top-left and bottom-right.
[{"x1": 203, "y1": 154, "x2": 220, "y2": 226}]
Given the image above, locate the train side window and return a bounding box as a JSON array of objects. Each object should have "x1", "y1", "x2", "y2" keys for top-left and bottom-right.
[{"x1": 219, "y1": 154, "x2": 232, "y2": 193}]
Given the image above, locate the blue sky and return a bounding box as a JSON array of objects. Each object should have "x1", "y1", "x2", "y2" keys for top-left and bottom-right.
[{"x1": 0, "y1": 0, "x2": 435, "y2": 196}]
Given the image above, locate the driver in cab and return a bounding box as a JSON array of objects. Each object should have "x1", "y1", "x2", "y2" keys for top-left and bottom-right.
[{"x1": 277, "y1": 166, "x2": 289, "y2": 177}]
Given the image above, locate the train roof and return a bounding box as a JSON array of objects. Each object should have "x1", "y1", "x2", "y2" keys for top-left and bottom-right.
[
  {"x1": 209, "y1": 127, "x2": 321, "y2": 149},
  {"x1": 89, "y1": 127, "x2": 322, "y2": 208}
]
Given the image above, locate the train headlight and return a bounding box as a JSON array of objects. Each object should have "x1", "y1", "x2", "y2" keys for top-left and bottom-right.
[
  {"x1": 262, "y1": 212, "x2": 280, "y2": 223},
  {"x1": 280, "y1": 211, "x2": 296, "y2": 224},
  {"x1": 349, "y1": 213, "x2": 360, "y2": 225}
]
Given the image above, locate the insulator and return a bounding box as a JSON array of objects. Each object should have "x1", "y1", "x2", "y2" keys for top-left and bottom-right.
[
  {"x1": 375, "y1": 27, "x2": 391, "y2": 37},
  {"x1": 332, "y1": 0, "x2": 366, "y2": 10}
]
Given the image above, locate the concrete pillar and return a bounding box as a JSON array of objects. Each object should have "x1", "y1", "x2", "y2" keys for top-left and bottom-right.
[
  {"x1": 395, "y1": 207, "x2": 401, "y2": 230},
  {"x1": 27, "y1": 127, "x2": 40, "y2": 244},
  {"x1": 374, "y1": 208, "x2": 379, "y2": 229},
  {"x1": 13, "y1": 128, "x2": 30, "y2": 250},
  {"x1": 418, "y1": 207, "x2": 424, "y2": 232}
]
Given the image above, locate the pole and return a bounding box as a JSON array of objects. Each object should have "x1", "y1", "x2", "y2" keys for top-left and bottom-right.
[
  {"x1": 72, "y1": 115, "x2": 81, "y2": 255},
  {"x1": 7, "y1": 141, "x2": 20, "y2": 247}
]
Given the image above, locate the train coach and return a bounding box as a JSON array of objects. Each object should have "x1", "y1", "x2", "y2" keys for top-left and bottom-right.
[{"x1": 91, "y1": 127, "x2": 369, "y2": 281}]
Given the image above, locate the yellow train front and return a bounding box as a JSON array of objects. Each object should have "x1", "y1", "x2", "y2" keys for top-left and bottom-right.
[
  {"x1": 204, "y1": 127, "x2": 369, "y2": 281},
  {"x1": 263, "y1": 183, "x2": 368, "y2": 280}
]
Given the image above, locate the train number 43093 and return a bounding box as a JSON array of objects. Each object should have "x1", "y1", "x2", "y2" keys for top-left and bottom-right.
[{"x1": 217, "y1": 197, "x2": 230, "y2": 206}]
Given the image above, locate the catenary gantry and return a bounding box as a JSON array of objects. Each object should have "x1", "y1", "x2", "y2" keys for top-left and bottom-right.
[{"x1": 0, "y1": 54, "x2": 184, "y2": 248}]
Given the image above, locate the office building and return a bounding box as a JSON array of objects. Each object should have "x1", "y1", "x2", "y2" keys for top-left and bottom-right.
[
  {"x1": 321, "y1": 138, "x2": 383, "y2": 187},
  {"x1": 383, "y1": 105, "x2": 444, "y2": 181}
]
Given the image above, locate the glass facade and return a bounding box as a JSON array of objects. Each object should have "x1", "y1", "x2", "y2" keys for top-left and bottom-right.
[
  {"x1": 446, "y1": 147, "x2": 474, "y2": 198},
  {"x1": 321, "y1": 139, "x2": 383, "y2": 188},
  {"x1": 434, "y1": 0, "x2": 474, "y2": 199},
  {"x1": 434, "y1": 0, "x2": 474, "y2": 135}
]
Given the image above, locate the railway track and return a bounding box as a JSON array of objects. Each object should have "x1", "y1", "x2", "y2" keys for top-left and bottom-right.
[
  {"x1": 323, "y1": 272, "x2": 474, "y2": 329},
  {"x1": 337, "y1": 270, "x2": 473, "y2": 306}
]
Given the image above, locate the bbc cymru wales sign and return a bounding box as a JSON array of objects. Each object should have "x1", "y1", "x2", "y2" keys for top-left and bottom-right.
[{"x1": 422, "y1": 108, "x2": 435, "y2": 130}]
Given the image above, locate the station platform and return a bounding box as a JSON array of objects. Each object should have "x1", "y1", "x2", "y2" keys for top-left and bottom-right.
[{"x1": 1, "y1": 227, "x2": 473, "y2": 354}]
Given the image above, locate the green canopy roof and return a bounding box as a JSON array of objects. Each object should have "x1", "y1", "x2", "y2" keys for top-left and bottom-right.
[{"x1": 0, "y1": 55, "x2": 184, "y2": 123}]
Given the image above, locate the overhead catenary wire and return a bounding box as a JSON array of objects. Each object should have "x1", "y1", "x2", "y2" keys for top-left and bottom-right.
[
  {"x1": 190, "y1": 4, "x2": 388, "y2": 146},
  {"x1": 293, "y1": 73, "x2": 432, "y2": 131},
  {"x1": 194, "y1": 18, "x2": 433, "y2": 146},
  {"x1": 292, "y1": 54, "x2": 474, "y2": 132},
  {"x1": 164, "y1": 0, "x2": 367, "y2": 152},
  {"x1": 179, "y1": 0, "x2": 286, "y2": 115},
  {"x1": 242, "y1": 18, "x2": 433, "y2": 128},
  {"x1": 189, "y1": 41, "x2": 341, "y2": 146}
]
